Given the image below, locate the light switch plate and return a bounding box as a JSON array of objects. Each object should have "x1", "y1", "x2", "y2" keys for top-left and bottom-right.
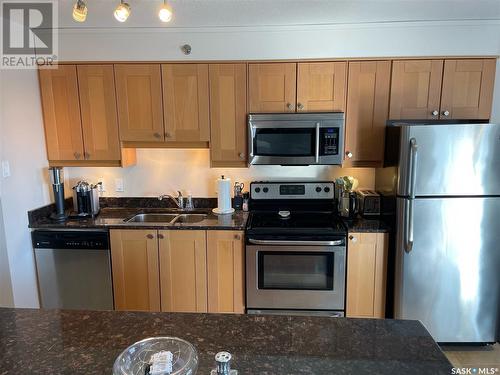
[
  {"x1": 1, "y1": 161, "x2": 11, "y2": 178},
  {"x1": 114, "y1": 178, "x2": 124, "y2": 192}
]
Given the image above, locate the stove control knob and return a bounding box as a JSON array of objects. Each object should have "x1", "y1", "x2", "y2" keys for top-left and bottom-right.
[
  {"x1": 263, "y1": 187, "x2": 269, "y2": 193},
  {"x1": 255, "y1": 187, "x2": 261, "y2": 193},
  {"x1": 315, "y1": 186, "x2": 322, "y2": 193},
  {"x1": 324, "y1": 187, "x2": 331, "y2": 193}
]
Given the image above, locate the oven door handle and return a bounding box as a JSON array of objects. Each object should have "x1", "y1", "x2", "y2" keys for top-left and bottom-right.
[{"x1": 248, "y1": 239, "x2": 344, "y2": 246}]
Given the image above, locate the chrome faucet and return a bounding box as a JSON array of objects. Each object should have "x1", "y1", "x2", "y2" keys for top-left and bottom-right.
[{"x1": 158, "y1": 191, "x2": 184, "y2": 209}]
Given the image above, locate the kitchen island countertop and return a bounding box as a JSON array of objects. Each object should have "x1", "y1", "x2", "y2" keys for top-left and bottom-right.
[{"x1": 0, "y1": 308, "x2": 451, "y2": 374}]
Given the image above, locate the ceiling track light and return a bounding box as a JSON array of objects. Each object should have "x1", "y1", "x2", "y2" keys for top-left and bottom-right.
[
  {"x1": 159, "y1": 0, "x2": 173, "y2": 23},
  {"x1": 114, "y1": 0, "x2": 131, "y2": 23},
  {"x1": 72, "y1": 0, "x2": 87, "y2": 22}
]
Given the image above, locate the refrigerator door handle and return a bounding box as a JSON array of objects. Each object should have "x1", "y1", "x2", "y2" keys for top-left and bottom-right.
[
  {"x1": 404, "y1": 198, "x2": 414, "y2": 253},
  {"x1": 408, "y1": 138, "x2": 418, "y2": 199}
]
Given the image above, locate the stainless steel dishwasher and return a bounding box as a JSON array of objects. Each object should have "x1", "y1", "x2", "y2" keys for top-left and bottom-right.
[{"x1": 32, "y1": 230, "x2": 114, "y2": 310}]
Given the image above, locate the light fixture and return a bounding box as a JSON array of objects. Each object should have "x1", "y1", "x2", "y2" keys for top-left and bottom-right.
[
  {"x1": 158, "y1": 0, "x2": 173, "y2": 23},
  {"x1": 72, "y1": 0, "x2": 87, "y2": 22},
  {"x1": 114, "y1": 0, "x2": 131, "y2": 22}
]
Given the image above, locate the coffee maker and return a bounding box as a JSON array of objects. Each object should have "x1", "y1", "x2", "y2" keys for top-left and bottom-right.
[{"x1": 72, "y1": 181, "x2": 101, "y2": 218}]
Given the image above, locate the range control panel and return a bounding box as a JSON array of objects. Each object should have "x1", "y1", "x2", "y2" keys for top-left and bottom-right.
[{"x1": 251, "y1": 181, "x2": 334, "y2": 200}]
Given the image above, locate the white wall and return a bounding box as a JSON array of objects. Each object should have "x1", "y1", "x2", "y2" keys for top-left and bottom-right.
[
  {"x1": 0, "y1": 70, "x2": 51, "y2": 308},
  {"x1": 1, "y1": 5, "x2": 500, "y2": 307},
  {"x1": 66, "y1": 149, "x2": 375, "y2": 197}
]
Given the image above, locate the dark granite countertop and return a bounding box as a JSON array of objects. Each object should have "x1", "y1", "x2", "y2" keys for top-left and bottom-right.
[
  {"x1": 0, "y1": 308, "x2": 451, "y2": 374},
  {"x1": 28, "y1": 198, "x2": 248, "y2": 231},
  {"x1": 28, "y1": 198, "x2": 391, "y2": 233},
  {"x1": 344, "y1": 215, "x2": 392, "y2": 233}
]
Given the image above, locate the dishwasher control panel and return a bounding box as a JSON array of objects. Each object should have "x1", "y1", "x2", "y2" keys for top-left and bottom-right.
[{"x1": 32, "y1": 230, "x2": 109, "y2": 250}]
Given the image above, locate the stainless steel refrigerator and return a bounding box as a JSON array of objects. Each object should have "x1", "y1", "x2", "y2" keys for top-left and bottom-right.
[{"x1": 380, "y1": 122, "x2": 500, "y2": 343}]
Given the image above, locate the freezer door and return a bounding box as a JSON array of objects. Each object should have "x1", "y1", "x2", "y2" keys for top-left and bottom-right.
[
  {"x1": 394, "y1": 197, "x2": 500, "y2": 343},
  {"x1": 397, "y1": 123, "x2": 500, "y2": 196}
]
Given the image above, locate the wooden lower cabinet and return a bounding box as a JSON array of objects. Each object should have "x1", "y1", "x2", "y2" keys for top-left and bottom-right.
[
  {"x1": 110, "y1": 229, "x2": 245, "y2": 314},
  {"x1": 159, "y1": 230, "x2": 208, "y2": 313},
  {"x1": 346, "y1": 232, "x2": 388, "y2": 318},
  {"x1": 207, "y1": 231, "x2": 245, "y2": 314},
  {"x1": 110, "y1": 230, "x2": 161, "y2": 312}
]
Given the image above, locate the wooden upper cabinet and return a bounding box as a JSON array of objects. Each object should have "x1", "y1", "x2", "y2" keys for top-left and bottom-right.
[
  {"x1": 389, "y1": 60, "x2": 444, "y2": 120},
  {"x1": 248, "y1": 63, "x2": 297, "y2": 113},
  {"x1": 110, "y1": 229, "x2": 161, "y2": 312},
  {"x1": 159, "y1": 230, "x2": 207, "y2": 313},
  {"x1": 440, "y1": 59, "x2": 496, "y2": 120},
  {"x1": 297, "y1": 62, "x2": 347, "y2": 112},
  {"x1": 209, "y1": 64, "x2": 248, "y2": 167},
  {"x1": 162, "y1": 64, "x2": 210, "y2": 143},
  {"x1": 77, "y1": 65, "x2": 121, "y2": 161},
  {"x1": 39, "y1": 65, "x2": 84, "y2": 161},
  {"x1": 346, "y1": 233, "x2": 388, "y2": 319},
  {"x1": 345, "y1": 61, "x2": 391, "y2": 166},
  {"x1": 207, "y1": 231, "x2": 245, "y2": 314},
  {"x1": 114, "y1": 64, "x2": 164, "y2": 142}
]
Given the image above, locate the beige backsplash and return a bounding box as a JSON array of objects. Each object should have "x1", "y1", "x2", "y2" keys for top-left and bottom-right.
[{"x1": 65, "y1": 149, "x2": 375, "y2": 197}]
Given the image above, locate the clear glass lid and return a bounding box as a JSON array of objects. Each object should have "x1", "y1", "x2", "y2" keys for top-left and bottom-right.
[{"x1": 113, "y1": 337, "x2": 198, "y2": 375}]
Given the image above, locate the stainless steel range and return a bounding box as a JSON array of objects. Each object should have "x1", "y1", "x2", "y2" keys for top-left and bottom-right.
[{"x1": 245, "y1": 181, "x2": 347, "y2": 317}]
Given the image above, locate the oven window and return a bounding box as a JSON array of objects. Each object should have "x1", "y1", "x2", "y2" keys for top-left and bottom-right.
[
  {"x1": 254, "y1": 128, "x2": 315, "y2": 156},
  {"x1": 258, "y1": 251, "x2": 334, "y2": 290}
]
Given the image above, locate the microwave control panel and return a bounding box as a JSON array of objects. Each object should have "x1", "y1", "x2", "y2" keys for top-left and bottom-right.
[{"x1": 321, "y1": 128, "x2": 339, "y2": 155}]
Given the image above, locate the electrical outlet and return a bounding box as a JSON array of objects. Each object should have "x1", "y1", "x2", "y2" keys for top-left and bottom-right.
[
  {"x1": 98, "y1": 177, "x2": 106, "y2": 192},
  {"x1": 1, "y1": 161, "x2": 11, "y2": 178},
  {"x1": 115, "y1": 178, "x2": 124, "y2": 192}
]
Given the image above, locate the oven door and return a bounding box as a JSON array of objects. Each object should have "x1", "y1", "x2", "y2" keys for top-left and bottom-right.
[{"x1": 246, "y1": 243, "x2": 346, "y2": 310}]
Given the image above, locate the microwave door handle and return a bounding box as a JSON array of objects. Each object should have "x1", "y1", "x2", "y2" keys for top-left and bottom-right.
[
  {"x1": 249, "y1": 125, "x2": 256, "y2": 157},
  {"x1": 315, "y1": 122, "x2": 320, "y2": 163}
]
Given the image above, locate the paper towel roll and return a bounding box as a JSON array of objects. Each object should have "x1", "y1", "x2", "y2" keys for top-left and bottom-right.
[{"x1": 213, "y1": 175, "x2": 233, "y2": 214}]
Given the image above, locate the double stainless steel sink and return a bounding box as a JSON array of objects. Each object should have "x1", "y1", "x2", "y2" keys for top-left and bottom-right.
[{"x1": 125, "y1": 212, "x2": 208, "y2": 224}]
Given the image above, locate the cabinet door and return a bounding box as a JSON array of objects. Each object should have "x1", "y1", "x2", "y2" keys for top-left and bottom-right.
[
  {"x1": 114, "y1": 64, "x2": 164, "y2": 142},
  {"x1": 297, "y1": 62, "x2": 347, "y2": 112},
  {"x1": 346, "y1": 233, "x2": 388, "y2": 318},
  {"x1": 159, "y1": 230, "x2": 207, "y2": 313},
  {"x1": 39, "y1": 65, "x2": 84, "y2": 161},
  {"x1": 77, "y1": 65, "x2": 121, "y2": 161},
  {"x1": 207, "y1": 231, "x2": 245, "y2": 314},
  {"x1": 440, "y1": 59, "x2": 496, "y2": 120},
  {"x1": 209, "y1": 64, "x2": 248, "y2": 167},
  {"x1": 389, "y1": 60, "x2": 443, "y2": 120},
  {"x1": 248, "y1": 63, "x2": 296, "y2": 113},
  {"x1": 345, "y1": 61, "x2": 391, "y2": 167},
  {"x1": 162, "y1": 64, "x2": 210, "y2": 143},
  {"x1": 110, "y1": 230, "x2": 160, "y2": 312}
]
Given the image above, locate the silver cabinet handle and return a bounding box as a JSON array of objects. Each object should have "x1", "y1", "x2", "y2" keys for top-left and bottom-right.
[
  {"x1": 83, "y1": 152, "x2": 90, "y2": 160},
  {"x1": 345, "y1": 151, "x2": 353, "y2": 159},
  {"x1": 153, "y1": 132, "x2": 162, "y2": 139},
  {"x1": 146, "y1": 234, "x2": 154, "y2": 239},
  {"x1": 442, "y1": 110, "x2": 450, "y2": 117},
  {"x1": 158, "y1": 233, "x2": 164, "y2": 240},
  {"x1": 432, "y1": 110, "x2": 439, "y2": 116},
  {"x1": 238, "y1": 152, "x2": 245, "y2": 159},
  {"x1": 248, "y1": 239, "x2": 343, "y2": 246},
  {"x1": 74, "y1": 152, "x2": 81, "y2": 160},
  {"x1": 348, "y1": 235, "x2": 357, "y2": 243},
  {"x1": 315, "y1": 122, "x2": 320, "y2": 163},
  {"x1": 297, "y1": 103, "x2": 304, "y2": 111},
  {"x1": 234, "y1": 234, "x2": 241, "y2": 240},
  {"x1": 286, "y1": 103, "x2": 294, "y2": 111},
  {"x1": 165, "y1": 132, "x2": 171, "y2": 138}
]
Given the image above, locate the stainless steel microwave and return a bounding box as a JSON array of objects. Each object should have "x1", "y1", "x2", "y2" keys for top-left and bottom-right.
[{"x1": 248, "y1": 112, "x2": 345, "y2": 165}]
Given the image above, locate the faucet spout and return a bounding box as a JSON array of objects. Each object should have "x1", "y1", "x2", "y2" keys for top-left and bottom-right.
[{"x1": 158, "y1": 192, "x2": 184, "y2": 209}]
